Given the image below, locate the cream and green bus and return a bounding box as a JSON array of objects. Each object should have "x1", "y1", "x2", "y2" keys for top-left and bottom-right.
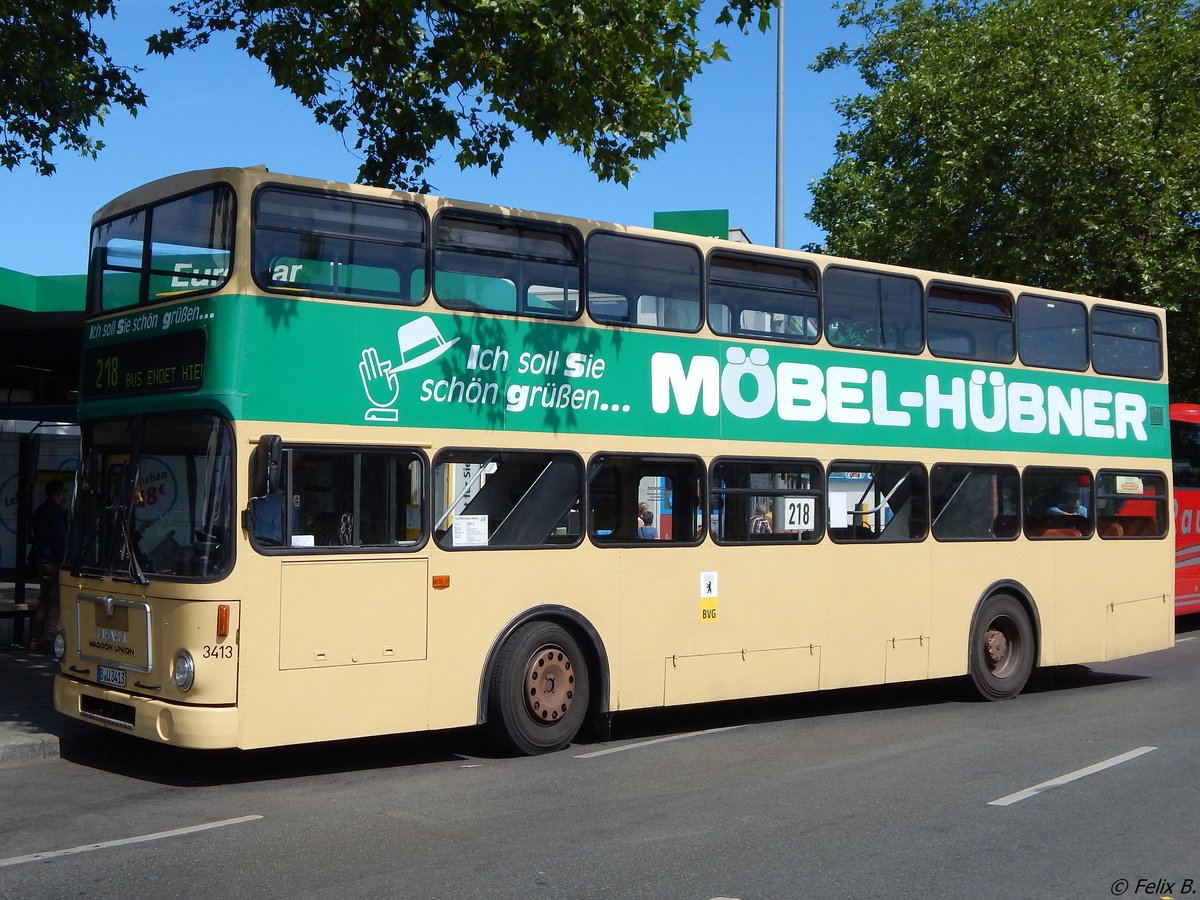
[{"x1": 53, "y1": 166, "x2": 1174, "y2": 753}]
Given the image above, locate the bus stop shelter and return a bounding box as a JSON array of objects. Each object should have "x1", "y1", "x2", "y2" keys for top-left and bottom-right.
[{"x1": 0, "y1": 266, "x2": 83, "y2": 642}]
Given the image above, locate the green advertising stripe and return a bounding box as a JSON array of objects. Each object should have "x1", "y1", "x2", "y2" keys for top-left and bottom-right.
[{"x1": 83, "y1": 295, "x2": 1172, "y2": 459}]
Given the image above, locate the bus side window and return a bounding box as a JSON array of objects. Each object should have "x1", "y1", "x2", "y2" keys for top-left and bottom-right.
[
  {"x1": 1022, "y1": 467, "x2": 1094, "y2": 539},
  {"x1": 588, "y1": 454, "x2": 705, "y2": 545},
  {"x1": 1095, "y1": 471, "x2": 1169, "y2": 539},
  {"x1": 432, "y1": 450, "x2": 584, "y2": 550},
  {"x1": 1017, "y1": 294, "x2": 1088, "y2": 371},
  {"x1": 824, "y1": 266, "x2": 923, "y2": 354},
  {"x1": 827, "y1": 461, "x2": 928, "y2": 543},
  {"x1": 709, "y1": 457, "x2": 823, "y2": 544},
  {"x1": 250, "y1": 445, "x2": 425, "y2": 552},
  {"x1": 1091, "y1": 307, "x2": 1162, "y2": 379},
  {"x1": 586, "y1": 232, "x2": 701, "y2": 332},
  {"x1": 1171, "y1": 418, "x2": 1200, "y2": 488},
  {"x1": 926, "y1": 283, "x2": 1015, "y2": 364},
  {"x1": 930, "y1": 464, "x2": 1020, "y2": 541},
  {"x1": 707, "y1": 251, "x2": 820, "y2": 345},
  {"x1": 434, "y1": 211, "x2": 581, "y2": 320},
  {"x1": 253, "y1": 187, "x2": 427, "y2": 305}
]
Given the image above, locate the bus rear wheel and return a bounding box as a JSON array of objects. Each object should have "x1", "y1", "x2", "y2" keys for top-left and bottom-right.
[
  {"x1": 488, "y1": 621, "x2": 590, "y2": 755},
  {"x1": 968, "y1": 593, "x2": 1034, "y2": 701}
]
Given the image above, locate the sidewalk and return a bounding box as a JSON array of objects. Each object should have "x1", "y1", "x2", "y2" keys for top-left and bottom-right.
[
  {"x1": 0, "y1": 583, "x2": 91, "y2": 764},
  {"x1": 0, "y1": 647, "x2": 82, "y2": 763}
]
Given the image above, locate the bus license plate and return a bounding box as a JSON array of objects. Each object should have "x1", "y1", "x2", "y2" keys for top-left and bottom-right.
[{"x1": 97, "y1": 666, "x2": 126, "y2": 688}]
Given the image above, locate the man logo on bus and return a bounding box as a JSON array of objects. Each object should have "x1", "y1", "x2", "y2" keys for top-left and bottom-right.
[{"x1": 359, "y1": 315, "x2": 459, "y2": 421}]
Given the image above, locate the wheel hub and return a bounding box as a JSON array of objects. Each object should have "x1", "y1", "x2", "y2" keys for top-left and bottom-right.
[
  {"x1": 523, "y1": 644, "x2": 576, "y2": 724},
  {"x1": 985, "y1": 628, "x2": 1009, "y2": 668}
]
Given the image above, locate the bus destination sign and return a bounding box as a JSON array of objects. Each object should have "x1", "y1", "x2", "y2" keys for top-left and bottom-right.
[{"x1": 83, "y1": 330, "x2": 208, "y2": 399}]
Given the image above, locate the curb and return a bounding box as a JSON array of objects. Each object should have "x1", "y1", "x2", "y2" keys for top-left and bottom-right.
[{"x1": 0, "y1": 732, "x2": 61, "y2": 764}]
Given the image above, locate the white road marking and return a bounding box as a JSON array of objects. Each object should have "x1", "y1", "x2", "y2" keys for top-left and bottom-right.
[
  {"x1": 0, "y1": 815, "x2": 263, "y2": 868},
  {"x1": 988, "y1": 747, "x2": 1156, "y2": 807},
  {"x1": 575, "y1": 726, "x2": 744, "y2": 759},
  {"x1": 1175, "y1": 636, "x2": 1197, "y2": 643}
]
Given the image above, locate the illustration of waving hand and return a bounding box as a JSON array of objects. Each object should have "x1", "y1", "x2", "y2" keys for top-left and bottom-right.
[{"x1": 360, "y1": 347, "x2": 400, "y2": 421}]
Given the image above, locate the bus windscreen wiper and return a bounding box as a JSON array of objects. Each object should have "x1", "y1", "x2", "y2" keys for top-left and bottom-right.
[{"x1": 115, "y1": 504, "x2": 149, "y2": 586}]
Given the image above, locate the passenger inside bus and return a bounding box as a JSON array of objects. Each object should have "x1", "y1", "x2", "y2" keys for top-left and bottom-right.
[
  {"x1": 1047, "y1": 497, "x2": 1088, "y2": 517},
  {"x1": 637, "y1": 510, "x2": 658, "y2": 540}
]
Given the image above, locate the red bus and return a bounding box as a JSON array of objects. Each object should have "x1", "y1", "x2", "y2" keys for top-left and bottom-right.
[{"x1": 1172, "y1": 403, "x2": 1200, "y2": 615}]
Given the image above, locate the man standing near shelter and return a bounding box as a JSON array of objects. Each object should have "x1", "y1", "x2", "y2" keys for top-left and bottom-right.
[{"x1": 29, "y1": 479, "x2": 69, "y2": 652}]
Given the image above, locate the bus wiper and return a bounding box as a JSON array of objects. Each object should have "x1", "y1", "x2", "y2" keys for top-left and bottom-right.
[
  {"x1": 74, "y1": 509, "x2": 105, "y2": 574},
  {"x1": 116, "y1": 505, "x2": 149, "y2": 585},
  {"x1": 71, "y1": 497, "x2": 112, "y2": 580}
]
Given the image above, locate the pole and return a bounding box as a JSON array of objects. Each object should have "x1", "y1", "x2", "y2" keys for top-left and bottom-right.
[{"x1": 775, "y1": 0, "x2": 785, "y2": 248}]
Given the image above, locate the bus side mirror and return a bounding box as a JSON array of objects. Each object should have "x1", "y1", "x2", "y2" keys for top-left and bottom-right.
[{"x1": 253, "y1": 435, "x2": 283, "y2": 497}]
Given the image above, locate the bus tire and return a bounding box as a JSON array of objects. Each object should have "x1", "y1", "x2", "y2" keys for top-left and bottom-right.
[
  {"x1": 487, "y1": 621, "x2": 590, "y2": 755},
  {"x1": 968, "y1": 593, "x2": 1034, "y2": 701}
]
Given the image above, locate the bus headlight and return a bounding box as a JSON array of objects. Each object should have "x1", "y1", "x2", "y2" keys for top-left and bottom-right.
[
  {"x1": 172, "y1": 651, "x2": 195, "y2": 691},
  {"x1": 52, "y1": 631, "x2": 66, "y2": 660}
]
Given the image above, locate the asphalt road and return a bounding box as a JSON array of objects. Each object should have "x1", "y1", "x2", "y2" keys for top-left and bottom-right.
[{"x1": 3, "y1": 616, "x2": 1198, "y2": 900}]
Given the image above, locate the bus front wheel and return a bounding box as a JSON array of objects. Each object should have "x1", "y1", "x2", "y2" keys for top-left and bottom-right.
[
  {"x1": 968, "y1": 593, "x2": 1034, "y2": 701},
  {"x1": 488, "y1": 621, "x2": 590, "y2": 755}
]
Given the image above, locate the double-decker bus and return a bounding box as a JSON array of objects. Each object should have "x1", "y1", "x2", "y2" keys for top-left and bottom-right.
[
  {"x1": 52, "y1": 167, "x2": 1174, "y2": 753},
  {"x1": 1172, "y1": 403, "x2": 1200, "y2": 615}
]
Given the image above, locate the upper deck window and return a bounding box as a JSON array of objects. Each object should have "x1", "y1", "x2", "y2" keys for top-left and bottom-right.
[
  {"x1": 586, "y1": 232, "x2": 701, "y2": 331},
  {"x1": 89, "y1": 185, "x2": 235, "y2": 313},
  {"x1": 254, "y1": 188, "x2": 427, "y2": 304},
  {"x1": 708, "y1": 252, "x2": 819, "y2": 343},
  {"x1": 1091, "y1": 306, "x2": 1162, "y2": 379},
  {"x1": 1017, "y1": 294, "x2": 1088, "y2": 371},
  {"x1": 927, "y1": 283, "x2": 1015, "y2": 363},
  {"x1": 433, "y1": 212, "x2": 581, "y2": 319},
  {"x1": 824, "y1": 267, "x2": 923, "y2": 353}
]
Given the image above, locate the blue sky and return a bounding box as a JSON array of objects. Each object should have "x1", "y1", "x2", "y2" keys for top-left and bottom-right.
[{"x1": 0, "y1": 2, "x2": 862, "y2": 276}]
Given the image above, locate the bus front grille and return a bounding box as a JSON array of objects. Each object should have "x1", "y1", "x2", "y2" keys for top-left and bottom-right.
[{"x1": 80, "y1": 695, "x2": 136, "y2": 729}]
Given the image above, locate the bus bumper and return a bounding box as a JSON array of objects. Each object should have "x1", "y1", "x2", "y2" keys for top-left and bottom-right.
[{"x1": 54, "y1": 674, "x2": 240, "y2": 749}]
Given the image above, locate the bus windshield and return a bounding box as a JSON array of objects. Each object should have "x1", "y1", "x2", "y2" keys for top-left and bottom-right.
[{"x1": 68, "y1": 414, "x2": 234, "y2": 581}]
